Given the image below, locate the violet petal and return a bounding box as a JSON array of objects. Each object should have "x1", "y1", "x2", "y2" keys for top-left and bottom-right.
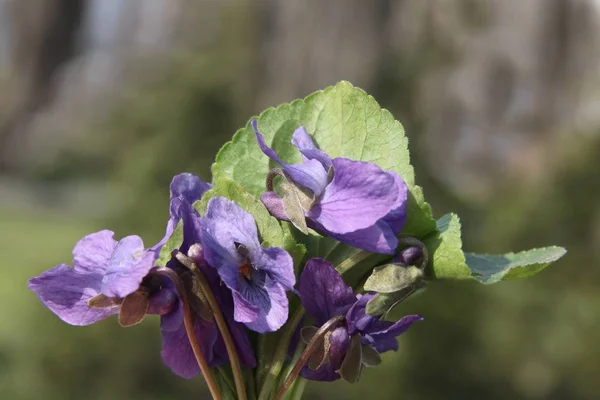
[
  {"x1": 328, "y1": 326, "x2": 350, "y2": 371},
  {"x1": 253, "y1": 120, "x2": 329, "y2": 196},
  {"x1": 307, "y1": 158, "x2": 398, "y2": 234},
  {"x1": 28, "y1": 264, "x2": 118, "y2": 326},
  {"x1": 160, "y1": 317, "x2": 218, "y2": 379},
  {"x1": 260, "y1": 191, "x2": 291, "y2": 221},
  {"x1": 72, "y1": 230, "x2": 117, "y2": 273},
  {"x1": 297, "y1": 258, "x2": 356, "y2": 326},
  {"x1": 101, "y1": 235, "x2": 156, "y2": 298},
  {"x1": 291, "y1": 126, "x2": 333, "y2": 170}
]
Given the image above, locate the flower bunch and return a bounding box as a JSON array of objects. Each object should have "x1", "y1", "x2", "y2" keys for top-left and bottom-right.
[{"x1": 28, "y1": 82, "x2": 565, "y2": 400}]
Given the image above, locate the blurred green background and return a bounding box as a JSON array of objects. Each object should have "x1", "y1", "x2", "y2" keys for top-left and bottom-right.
[{"x1": 0, "y1": 1, "x2": 598, "y2": 399}]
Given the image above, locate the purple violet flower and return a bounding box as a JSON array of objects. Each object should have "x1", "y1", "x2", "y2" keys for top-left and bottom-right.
[
  {"x1": 297, "y1": 258, "x2": 422, "y2": 382},
  {"x1": 252, "y1": 120, "x2": 409, "y2": 254},
  {"x1": 200, "y1": 196, "x2": 295, "y2": 333},
  {"x1": 28, "y1": 230, "x2": 173, "y2": 326},
  {"x1": 159, "y1": 180, "x2": 256, "y2": 377}
]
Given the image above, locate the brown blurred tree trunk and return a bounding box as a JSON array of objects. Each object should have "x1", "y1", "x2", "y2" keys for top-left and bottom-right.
[{"x1": 0, "y1": 0, "x2": 86, "y2": 172}]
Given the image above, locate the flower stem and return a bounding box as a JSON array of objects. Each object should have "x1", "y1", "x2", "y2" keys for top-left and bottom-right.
[
  {"x1": 153, "y1": 268, "x2": 222, "y2": 400},
  {"x1": 175, "y1": 252, "x2": 248, "y2": 400},
  {"x1": 257, "y1": 308, "x2": 305, "y2": 400},
  {"x1": 274, "y1": 315, "x2": 346, "y2": 400},
  {"x1": 335, "y1": 250, "x2": 373, "y2": 275}
]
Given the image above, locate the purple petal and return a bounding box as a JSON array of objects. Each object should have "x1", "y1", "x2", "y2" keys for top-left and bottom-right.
[
  {"x1": 311, "y1": 218, "x2": 398, "y2": 255},
  {"x1": 101, "y1": 235, "x2": 156, "y2": 298},
  {"x1": 368, "y1": 314, "x2": 423, "y2": 342},
  {"x1": 236, "y1": 277, "x2": 289, "y2": 333},
  {"x1": 328, "y1": 326, "x2": 350, "y2": 371},
  {"x1": 214, "y1": 286, "x2": 257, "y2": 367},
  {"x1": 72, "y1": 230, "x2": 117, "y2": 273},
  {"x1": 160, "y1": 317, "x2": 219, "y2": 379},
  {"x1": 395, "y1": 246, "x2": 423, "y2": 266},
  {"x1": 147, "y1": 288, "x2": 178, "y2": 316},
  {"x1": 200, "y1": 197, "x2": 259, "y2": 268},
  {"x1": 180, "y1": 200, "x2": 203, "y2": 253},
  {"x1": 346, "y1": 293, "x2": 379, "y2": 335},
  {"x1": 253, "y1": 120, "x2": 329, "y2": 196},
  {"x1": 159, "y1": 279, "x2": 184, "y2": 332},
  {"x1": 231, "y1": 291, "x2": 260, "y2": 323},
  {"x1": 28, "y1": 264, "x2": 118, "y2": 326},
  {"x1": 260, "y1": 192, "x2": 290, "y2": 221},
  {"x1": 170, "y1": 173, "x2": 211, "y2": 206},
  {"x1": 307, "y1": 158, "x2": 398, "y2": 234},
  {"x1": 361, "y1": 331, "x2": 399, "y2": 353},
  {"x1": 253, "y1": 246, "x2": 295, "y2": 290},
  {"x1": 291, "y1": 126, "x2": 333, "y2": 170},
  {"x1": 298, "y1": 258, "x2": 356, "y2": 326},
  {"x1": 378, "y1": 171, "x2": 408, "y2": 234},
  {"x1": 300, "y1": 363, "x2": 340, "y2": 382}
]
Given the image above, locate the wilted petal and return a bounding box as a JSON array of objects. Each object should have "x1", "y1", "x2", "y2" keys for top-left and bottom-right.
[
  {"x1": 328, "y1": 326, "x2": 350, "y2": 371},
  {"x1": 201, "y1": 197, "x2": 259, "y2": 268},
  {"x1": 160, "y1": 317, "x2": 218, "y2": 379},
  {"x1": 28, "y1": 264, "x2": 117, "y2": 326},
  {"x1": 308, "y1": 158, "x2": 398, "y2": 234},
  {"x1": 298, "y1": 259, "x2": 356, "y2": 326},
  {"x1": 72, "y1": 230, "x2": 117, "y2": 273},
  {"x1": 254, "y1": 247, "x2": 295, "y2": 290},
  {"x1": 291, "y1": 126, "x2": 332, "y2": 170},
  {"x1": 101, "y1": 235, "x2": 156, "y2": 298},
  {"x1": 346, "y1": 293, "x2": 378, "y2": 335},
  {"x1": 253, "y1": 120, "x2": 329, "y2": 196}
]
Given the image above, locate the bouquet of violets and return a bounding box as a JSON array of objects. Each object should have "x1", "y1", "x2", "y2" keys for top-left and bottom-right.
[{"x1": 28, "y1": 82, "x2": 566, "y2": 400}]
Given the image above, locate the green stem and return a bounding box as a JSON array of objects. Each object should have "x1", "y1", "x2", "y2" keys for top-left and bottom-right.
[
  {"x1": 152, "y1": 268, "x2": 222, "y2": 400},
  {"x1": 246, "y1": 368, "x2": 257, "y2": 400},
  {"x1": 257, "y1": 308, "x2": 305, "y2": 400},
  {"x1": 217, "y1": 367, "x2": 236, "y2": 396},
  {"x1": 288, "y1": 378, "x2": 307, "y2": 400},
  {"x1": 335, "y1": 250, "x2": 372, "y2": 275},
  {"x1": 176, "y1": 252, "x2": 247, "y2": 400}
]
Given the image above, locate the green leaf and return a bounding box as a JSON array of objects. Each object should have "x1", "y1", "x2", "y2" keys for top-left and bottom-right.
[
  {"x1": 194, "y1": 178, "x2": 305, "y2": 268},
  {"x1": 465, "y1": 246, "x2": 566, "y2": 284},
  {"x1": 363, "y1": 264, "x2": 423, "y2": 293},
  {"x1": 422, "y1": 213, "x2": 471, "y2": 280},
  {"x1": 365, "y1": 282, "x2": 426, "y2": 316},
  {"x1": 212, "y1": 81, "x2": 436, "y2": 239},
  {"x1": 155, "y1": 220, "x2": 183, "y2": 267}
]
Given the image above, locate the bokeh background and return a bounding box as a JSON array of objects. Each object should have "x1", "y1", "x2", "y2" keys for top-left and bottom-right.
[{"x1": 1, "y1": 0, "x2": 598, "y2": 399}]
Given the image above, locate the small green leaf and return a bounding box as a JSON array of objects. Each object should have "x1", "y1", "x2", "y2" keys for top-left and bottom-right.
[
  {"x1": 339, "y1": 334, "x2": 362, "y2": 383},
  {"x1": 365, "y1": 282, "x2": 426, "y2": 316},
  {"x1": 155, "y1": 220, "x2": 184, "y2": 267},
  {"x1": 212, "y1": 81, "x2": 436, "y2": 240},
  {"x1": 363, "y1": 264, "x2": 423, "y2": 293},
  {"x1": 360, "y1": 344, "x2": 382, "y2": 367},
  {"x1": 280, "y1": 180, "x2": 310, "y2": 234},
  {"x1": 422, "y1": 213, "x2": 471, "y2": 280},
  {"x1": 195, "y1": 178, "x2": 305, "y2": 268},
  {"x1": 465, "y1": 246, "x2": 566, "y2": 284}
]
